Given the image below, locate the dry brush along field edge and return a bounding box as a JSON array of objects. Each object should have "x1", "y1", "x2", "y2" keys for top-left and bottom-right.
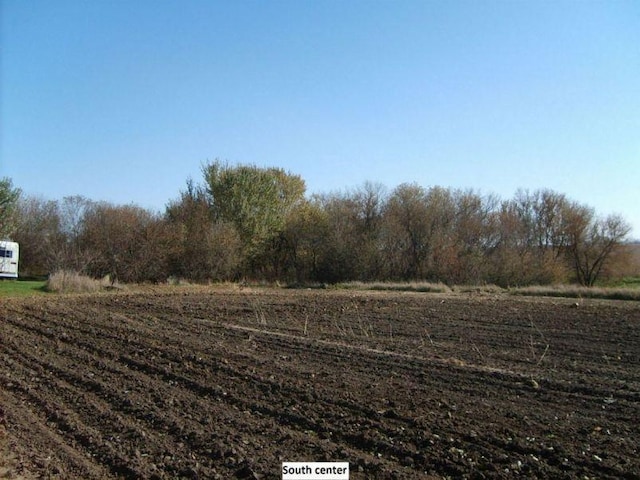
[{"x1": 0, "y1": 287, "x2": 639, "y2": 479}]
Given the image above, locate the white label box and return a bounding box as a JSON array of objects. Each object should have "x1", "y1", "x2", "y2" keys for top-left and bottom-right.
[{"x1": 282, "y1": 462, "x2": 349, "y2": 479}]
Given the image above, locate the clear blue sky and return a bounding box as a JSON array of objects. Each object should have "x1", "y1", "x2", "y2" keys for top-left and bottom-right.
[{"x1": 2, "y1": 0, "x2": 639, "y2": 237}]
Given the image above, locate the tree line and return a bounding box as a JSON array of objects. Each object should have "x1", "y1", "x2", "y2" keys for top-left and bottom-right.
[{"x1": 0, "y1": 163, "x2": 635, "y2": 286}]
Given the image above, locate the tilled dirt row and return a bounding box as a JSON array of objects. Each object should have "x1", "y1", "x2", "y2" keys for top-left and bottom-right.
[{"x1": 1, "y1": 288, "x2": 639, "y2": 479}]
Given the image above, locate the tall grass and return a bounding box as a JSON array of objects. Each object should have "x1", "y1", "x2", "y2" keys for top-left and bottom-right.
[
  {"x1": 334, "y1": 281, "x2": 452, "y2": 293},
  {"x1": 333, "y1": 280, "x2": 640, "y2": 301},
  {"x1": 510, "y1": 284, "x2": 640, "y2": 301},
  {"x1": 45, "y1": 270, "x2": 110, "y2": 294}
]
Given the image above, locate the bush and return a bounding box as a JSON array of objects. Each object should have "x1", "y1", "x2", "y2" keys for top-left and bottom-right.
[{"x1": 45, "y1": 270, "x2": 109, "y2": 293}]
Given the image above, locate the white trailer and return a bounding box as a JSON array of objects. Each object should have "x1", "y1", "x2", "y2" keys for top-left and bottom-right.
[{"x1": 0, "y1": 241, "x2": 19, "y2": 279}]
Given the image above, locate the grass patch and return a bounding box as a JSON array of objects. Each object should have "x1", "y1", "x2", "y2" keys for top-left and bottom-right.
[
  {"x1": 0, "y1": 279, "x2": 47, "y2": 297},
  {"x1": 600, "y1": 276, "x2": 640, "y2": 289},
  {"x1": 334, "y1": 281, "x2": 452, "y2": 293},
  {"x1": 510, "y1": 284, "x2": 640, "y2": 301}
]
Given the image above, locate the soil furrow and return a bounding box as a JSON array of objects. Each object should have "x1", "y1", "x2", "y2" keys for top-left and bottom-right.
[{"x1": 2, "y1": 289, "x2": 639, "y2": 479}]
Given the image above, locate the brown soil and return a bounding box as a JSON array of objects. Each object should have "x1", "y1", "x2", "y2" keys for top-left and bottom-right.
[{"x1": 1, "y1": 287, "x2": 639, "y2": 479}]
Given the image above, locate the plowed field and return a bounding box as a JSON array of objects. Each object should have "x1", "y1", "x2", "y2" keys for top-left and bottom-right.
[{"x1": 1, "y1": 287, "x2": 639, "y2": 479}]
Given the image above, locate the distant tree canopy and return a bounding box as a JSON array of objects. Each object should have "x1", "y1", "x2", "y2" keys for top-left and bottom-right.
[{"x1": 6, "y1": 166, "x2": 635, "y2": 286}]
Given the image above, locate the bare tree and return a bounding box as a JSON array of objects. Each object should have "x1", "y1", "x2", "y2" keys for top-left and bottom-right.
[
  {"x1": 448, "y1": 190, "x2": 499, "y2": 284},
  {"x1": 13, "y1": 196, "x2": 61, "y2": 277},
  {"x1": 489, "y1": 189, "x2": 573, "y2": 286},
  {"x1": 381, "y1": 183, "x2": 432, "y2": 280},
  {"x1": 566, "y1": 211, "x2": 631, "y2": 286},
  {"x1": 82, "y1": 203, "x2": 178, "y2": 283},
  {"x1": 277, "y1": 200, "x2": 330, "y2": 282},
  {"x1": 56, "y1": 196, "x2": 96, "y2": 272},
  {"x1": 166, "y1": 180, "x2": 241, "y2": 281},
  {"x1": 310, "y1": 192, "x2": 361, "y2": 282}
]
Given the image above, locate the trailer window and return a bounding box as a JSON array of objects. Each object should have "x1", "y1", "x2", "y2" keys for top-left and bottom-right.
[{"x1": 0, "y1": 249, "x2": 12, "y2": 258}]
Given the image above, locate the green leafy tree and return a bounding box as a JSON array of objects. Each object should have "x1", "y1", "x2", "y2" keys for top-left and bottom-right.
[
  {"x1": 202, "y1": 161, "x2": 306, "y2": 271},
  {"x1": 0, "y1": 177, "x2": 21, "y2": 239}
]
